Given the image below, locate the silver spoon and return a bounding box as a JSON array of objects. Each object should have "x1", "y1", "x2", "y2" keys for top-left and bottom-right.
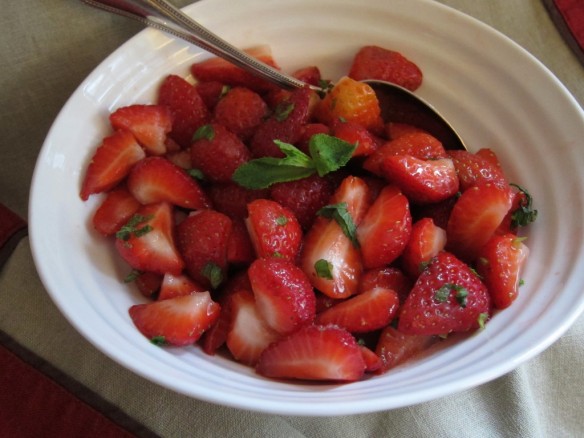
[{"x1": 80, "y1": 0, "x2": 467, "y2": 150}]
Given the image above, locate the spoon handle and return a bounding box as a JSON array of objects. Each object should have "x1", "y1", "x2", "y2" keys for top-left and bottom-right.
[{"x1": 80, "y1": 0, "x2": 311, "y2": 90}]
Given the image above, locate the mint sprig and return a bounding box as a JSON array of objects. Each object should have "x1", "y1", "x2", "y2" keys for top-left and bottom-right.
[
  {"x1": 232, "y1": 134, "x2": 355, "y2": 189},
  {"x1": 317, "y1": 202, "x2": 360, "y2": 248}
]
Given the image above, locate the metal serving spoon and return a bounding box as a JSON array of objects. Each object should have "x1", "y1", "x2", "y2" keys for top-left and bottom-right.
[{"x1": 80, "y1": 0, "x2": 466, "y2": 150}]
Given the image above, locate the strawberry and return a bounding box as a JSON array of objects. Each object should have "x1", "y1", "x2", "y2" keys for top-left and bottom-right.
[
  {"x1": 92, "y1": 187, "x2": 140, "y2": 236},
  {"x1": 195, "y1": 80, "x2": 228, "y2": 110},
  {"x1": 190, "y1": 123, "x2": 251, "y2": 183},
  {"x1": 129, "y1": 291, "x2": 220, "y2": 346},
  {"x1": 190, "y1": 45, "x2": 281, "y2": 92},
  {"x1": 295, "y1": 123, "x2": 330, "y2": 154},
  {"x1": 363, "y1": 131, "x2": 447, "y2": 176},
  {"x1": 385, "y1": 122, "x2": 425, "y2": 140},
  {"x1": 315, "y1": 287, "x2": 399, "y2": 333},
  {"x1": 269, "y1": 173, "x2": 338, "y2": 230},
  {"x1": 158, "y1": 273, "x2": 206, "y2": 301},
  {"x1": 176, "y1": 210, "x2": 233, "y2": 289},
  {"x1": 398, "y1": 251, "x2": 491, "y2": 335},
  {"x1": 127, "y1": 156, "x2": 210, "y2": 209},
  {"x1": 411, "y1": 196, "x2": 457, "y2": 230},
  {"x1": 315, "y1": 76, "x2": 382, "y2": 132},
  {"x1": 213, "y1": 87, "x2": 268, "y2": 140},
  {"x1": 249, "y1": 86, "x2": 314, "y2": 158},
  {"x1": 109, "y1": 104, "x2": 172, "y2": 155},
  {"x1": 248, "y1": 258, "x2": 316, "y2": 335},
  {"x1": 447, "y1": 149, "x2": 508, "y2": 191},
  {"x1": 380, "y1": 155, "x2": 459, "y2": 204},
  {"x1": 292, "y1": 65, "x2": 322, "y2": 86},
  {"x1": 496, "y1": 184, "x2": 538, "y2": 235},
  {"x1": 256, "y1": 325, "x2": 366, "y2": 382},
  {"x1": 164, "y1": 149, "x2": 192, "y2": 169},
  {"x1": 226, "y1": 289, "x2": 280, "y2": 366},
  {"x1": 158, "y1": 75, "x2": 210, "y2": 148},
  {"x1": 245, "y1": 199, "x2": 303, "y2": 261},
  {"x1": 80, "y1": 129, "x2": 145, "y2": 200},
  {"x1": 133, "y1": 271, "x2": 163, "y2": 299},
  {"x1": 476, "y1": 234, "x2": 529, "y2": 309},
  {"x1": 201, "y1": 270, "x2": 253, "y2": 355},
  {"x1": 357, "y1": 185, "x2": 412, "y2": 269},
  {"x1": 300, "y1": 176, "x2": 370, "y2": 299},
  {"x1": 400, "y1": 218, "x2": 447, "y2": 278},
  {"x1": 359, "y1": 345, "x2": 383, "y2": 373},
  {"x1": 375, "y1": 326, "x2": 435, "y2": 372},
  {"x1": 359, "y1": 266, "x2": 412, "y2": 303},
  {"x1": 206, "y1": 182, "x2": 269, "y2": 219},
  {"x1": 348, "y1": 45, "x2": 423, "y2": 91},
  {"x1": 115, "y1": 202, "x2": 184, "y2": 276},
  {"x1": 330, "y1": 119, "x2": 380, "y2": 157},
  {"x1": 446, "y1": 184, "x2": 513, "y2": 261},
  {"x1": 226, "y1": 218, "x2": 255, "y2": 266}
]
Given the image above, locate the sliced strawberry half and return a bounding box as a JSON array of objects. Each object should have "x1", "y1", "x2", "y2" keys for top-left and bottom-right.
[
  {"x1": 127, "y1": 156, "x2": 210, "y2": 210},
  {"x1": 375, "y1": 326, "x2": 436, "y2": 373},
  {"x1": 115, "y1": 202, "x2": 184, "y2": 276},
  {"x1": 109, "y1": 104, "x2": 172, "y2": 155},
  {"x1": 476, "y1": 233, "x2": 529, "y2": 309},
  {"x1": 447, "y1": 149, "x2": 508, "y2": 191},
  {"x1": 191, "y1": 45, "x2": 281, "y2": 93},
  {"x1": 330, "y1": 119, "x2": 380, "y2": 157},
  {"x1": 80, "y1": 129, "x2": 145, "y2": 200},
  {"x1": 348, "y1": 45, "x2": 423, "y2": 91},
  {"x1": 359, "y1": 266, "x2": 413, "y2": 303},
  {"x1": 129, "y1": 291, "x2": 220, "y2": 346},
  {"x1": 225, "y1": 289, "x2": 280, "y2": 366},
  {"x1": 158, "y1": 273, "x2": 206, "y2": 301},
  {"x1": 357, "y1": 184, "x2": 412, "y2": 269},
  {"x1": 380, "y1": 155, "x2": 459, "y2": 204},
  {"x1": 315, "y1": 287, "x2": 399, "y2": 333},
  {"x1": 92, "y1": 186, "x2": 140, "y2": 236},
  {"x1": 363, "y1": 131, "x2": 446, "y2": 176},
  {"x1": 398, "y1": 251, "x2": 491, "y2": 336},
  {"x1": 446, "y1": 183, "x2": 513, "y2": 261},
  {"x1": 245, "y1": 199, "x2": 303, "y2": 261},
  {"x1": 400, "y1": 217, "x2": 447, "y2": 278},
  {"x1": 300, "y1": 176, "x2": 370, "y2": 299},
  {"x1": 158, "y1": 74, "x2": 210, "y2": 148},
  {"x1": 256, "y1": 325, "x2": 366, "y2": 382},
  {"x1": 176, "y1": 210, "x2": 232, "y2": 290},
  {"x1": 248, "y1": 258, "x2": 316, "y2": 335}
]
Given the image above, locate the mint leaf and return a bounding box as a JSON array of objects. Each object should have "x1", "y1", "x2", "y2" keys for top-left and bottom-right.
[
  {"x1": 509, "y1": 183, "x2": 538, "y2": 228},
  {"x1": 314, "y1": 259, "x2": 334, "y2": 279},
  {"x1": 274, "y1": 140, "x2": 314, "y2": 168},
  {"x1": 232, "y1": 136, "x2": 355, "y2": 189},
  {"x1": 274, "y1": 101, "x2": 294, "y2": 121},
  {"x1": 309, "y1": 134, "x2": 356, "y2": 176},
  {"x1": 317, "y1": 202, "x2": 360, "y2": 248},
  {"x1": 201, "y1": 262, "x2": 223, "y2": 289},
  {"x1": 477, "y1": 312, "x2": 489, "y2": 330},
  {"x1": 188, "y1": 168, "x2": 205, "y2": 181},
  {"x1": 193, "y1": 124, "x2": 215, "y2": 141},
  {"x1": 434, "y1": 283, "x2": 468, "y2": 306},
  {"x1": 232, "y1": 141, "x2": 316, "y2": 189},
  {"x1": 150, "y1": 336, "x2": 166, "y2": 346},
  {"x1": 116, "y1": 214, "x2": 153, "y2": 241},
  {"x1": 232, "y1": 158, "x2": 315, "y2": 189}
]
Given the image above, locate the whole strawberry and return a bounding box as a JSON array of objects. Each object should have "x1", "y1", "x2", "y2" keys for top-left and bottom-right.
[{"x1": 398, "y1": 251, "x2": 491, "y2": 335}]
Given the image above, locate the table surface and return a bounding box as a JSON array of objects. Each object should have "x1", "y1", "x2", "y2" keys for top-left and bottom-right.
[{"x1": 1, "y1": 1, "x2": 583, "y2": 437}]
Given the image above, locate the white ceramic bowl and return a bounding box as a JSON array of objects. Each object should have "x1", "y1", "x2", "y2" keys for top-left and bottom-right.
[{"x1": 29, "y1": 0, "x2": 584, "y2": 415}]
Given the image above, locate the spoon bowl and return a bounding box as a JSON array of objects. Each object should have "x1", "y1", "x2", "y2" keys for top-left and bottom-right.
[{"x1": 81, "y1": 0, "x2": 466, "y2": 150}]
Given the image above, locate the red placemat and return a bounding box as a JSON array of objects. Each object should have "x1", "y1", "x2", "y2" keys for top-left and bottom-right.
[
  {"x1": 0, "y1": 332, "x2": 156, "y2": 438},
  {"x1": 0, "y1": 203, "x2": 27, "y2": 269},
  {"x1": 543, "y1": 0, "x2": 584, "y2": 65}
]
